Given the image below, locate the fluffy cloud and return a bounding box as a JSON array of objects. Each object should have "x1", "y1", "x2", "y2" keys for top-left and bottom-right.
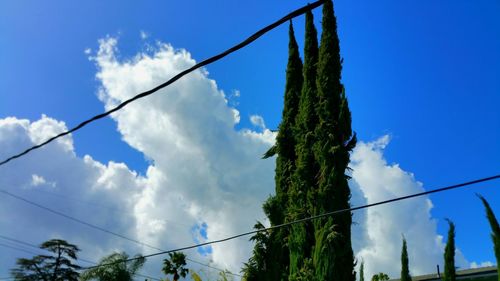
[
  {"x1": 350, "y1": 136, "x2": 469, "y2": 279},
  {"x1": 470, "y1": 261, "x2": 493, "y2": 269},
  {"x1": 1, "y1": 37, "x2": 276, "y2": 278},
  {"x1": 0, "y1": 116, "x2": 148, "y2": 276},
  {"x1": 92, "y1": 38, "x2": 277, "y2": 273},
  {"x1": 0, "y1": 37, "x2": 475, "y2": 279}
]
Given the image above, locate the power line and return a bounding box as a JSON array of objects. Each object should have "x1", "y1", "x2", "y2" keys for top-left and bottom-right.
[
  {"x1": 0, "y1": 242, "x2": 41, "y2": 257},
  {"x1": 0, "y1": 234, "x2": 98, "y2": 265},
  {"x1": 28, "y1": 188, "x2": 200, "y2": 233},
  {"x1": 82, "y1": 174, "x2": 500, "y2": 270},
  {"x1": 0, "y1": 235, "x2": 162, "y2": 281},
  {"x1": 186, "y1": 258, "x2": 240, "y2": 277},
  {"x1": 0, "y1": 190, "x2": 241, "y2": 277},
  {"x1": 0, "y1": 235, "x2": 40, "y2": 251},
  {"x1": 0, "y1": 0, "x2": 325, "y2": 167},
  {"x1": 0, "y1": 188, "x2": 155, "y2": 249}
]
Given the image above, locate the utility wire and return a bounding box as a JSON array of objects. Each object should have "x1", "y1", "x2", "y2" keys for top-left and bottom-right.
[
  {"x1": 0, "y1": 242, "x2": 41, "y2": 257},
  {"x1": 0, "y1": 234, "x2": 98, "y2": 266},
  {"x1": 0, "y1": 235, "x2": 162, "y2": 281},
  {"x1": 0, "y1": 189, "x2": 155, "y2": 249},
  {"x1": 0, "y1": 0, "x2": 325, "y2": 167},
  {"x1": 82, "y1": 174, "x2": 500, "y2": 270},
  {"x1": 0, "y1": 190, "x2": 241, "y2": 277}
]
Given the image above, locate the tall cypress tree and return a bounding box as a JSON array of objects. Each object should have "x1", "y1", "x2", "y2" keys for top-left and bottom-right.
[
  {"x1": 478, "y1": 195, "x2": 500, "y2": 281},
  {"x1": 313, "y1": 0, "x2": 356, "y2": 280},
  {"x1": 401, "y1": 237, "x2": 411, "y2": 281},
  {"x1": 288, "y1": 10, "x2": 319, "y2": 280},
  {"x1": 444, "y1": 219, "x2": 456, "y2": 281},
  {"x1": 253, "y1": 21, "x2": 303, "y2": 281}
]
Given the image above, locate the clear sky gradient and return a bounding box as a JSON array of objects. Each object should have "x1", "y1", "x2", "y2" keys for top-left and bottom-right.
[{"x1": 1, "y1": 0, "x2": 499, "y2": 278}]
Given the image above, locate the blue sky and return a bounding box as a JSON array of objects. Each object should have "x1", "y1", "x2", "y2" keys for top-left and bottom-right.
[{"x1": 1, "y1": 0, "x2": 499, "y2": 279}]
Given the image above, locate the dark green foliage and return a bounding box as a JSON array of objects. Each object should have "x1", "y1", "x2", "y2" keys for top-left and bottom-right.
[
  {"x1": 163, "y1": 252, "x2": 189, "y2": 281},
  {"x1": 444, "y1": 219, "x2": 456, "y2": 281},
  {"x1": 273, "y1": 20, "x2": 303, "y2": 200},
  {"x1": 248, "y1": 2, "x2": 355, "y2": 280},
  {"x1": 478, "y1": 195, "x2": 500, "y2": 281},
  {"x1": 360, "y1": 261, "x2": 365, "y2": 281},
  {"x1": 289, "y1": 258, "x2": 315, "y2": 281},
  {"x1": 250, "y1": 21, "x2": 303, "y2": 281},
  {"x1": 371, "y1": 273, "x2": 390, "y2": 281},
  {"x1": 241, "y1": 222, "x2": 270, "y2": 281},
  {"x1": 313, "y1": 0, "x2": 356, "y2": 280},
  {"x1": 80, "y1": 252, "x2": 145, "y2": 281},
  {"x1": 401, "y1": 237, "x2": 411, "y2": 281},
  {"x1": 288, "y1": 10, "x2": 318, "y2": 278},
  {"x1": 10, "y1": 239, "x2": 81, "y2": 281}
]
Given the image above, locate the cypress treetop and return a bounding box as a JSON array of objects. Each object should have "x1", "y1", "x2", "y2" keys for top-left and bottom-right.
[
  {"x1": 259, "y1": 20, "x2": 303, "y2": 281},
  {"x1": 401, "y1": 237, "x2": 412, "y2": 281},
  {"x1": 312, "y1": 1, "x2": 356, "y2": 281},
  {"x1": 288, "y1": 10, "x2": 318, "y2": 280},
  {"x1": 444, "y1": 219, "x2": 456, "y2": 281},
  {"x1": 478, "y1": 194, "x2": 500, "y2": 281}
]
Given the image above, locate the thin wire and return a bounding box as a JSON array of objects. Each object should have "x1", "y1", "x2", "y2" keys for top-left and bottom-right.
[
  {"x1": 0, "y1": 189, "x2": 156, "y2": 249},
  {"x1": 82, "y1": 174, "x2": 500, "y2": 270},
  {"x1": 0, "y1": 0, "x2": 325, "y2": 167},
  {"x1": 0, "y1": 191, "x2": 240, "y2": 277},
  {"x1": 30, "y1": 188, "x2": 199, "y2": 232},
  {"x1": 0, "y1": 242, "x2": 41, "y2": 256},
  {"x1": 186, "y1": 258, "x2": 240, "y2": 277},
  {"x1": 0, "y1": 235, "x2": 40, "y2": 251},
  {"x1": 0, "y1": 235, "x2": 162, "y2": 281}
]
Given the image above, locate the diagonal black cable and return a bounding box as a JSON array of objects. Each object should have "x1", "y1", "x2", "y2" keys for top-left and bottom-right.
[
  {"x1": 0, "y1": 0, "x2": 325, "y2": 167},
  {"x1": 82, "y1": 174, "x2": 500, "y2": 270}
]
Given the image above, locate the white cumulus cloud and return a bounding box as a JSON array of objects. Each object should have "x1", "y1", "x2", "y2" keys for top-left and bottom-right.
[
  {"x1": 91, "y1": 37, "x2": 277, "y2": 273},
  {"x1": 350, "y1": 136, "x2": 469, "y2": 279},
  {"x1": 0, "y1": 37, "x2": 477, "y2": 280}
]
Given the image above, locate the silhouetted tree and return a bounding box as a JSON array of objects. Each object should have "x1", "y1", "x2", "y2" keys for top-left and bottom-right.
[
  {"x1": 359, "y1": 261, "x2": 365, "y2": 281},
  {"x1": 371, "y1": 272, "x2": 390, "y2": 281},
  {"x1": 163, "y1": 252, "x2": 189, "y2": 281},
  {"x1": 10, "y1": 239, "x2": 81, "y2": 281},
  {"x1": 80, "y1": 252, "x2": 145, "y2": 281},
  {"x1": 444, "y1": 219, "x2": 456, "y2": 281},
  {"x1": 478, "y1": 195, "x2": 500, "y2": 281}
]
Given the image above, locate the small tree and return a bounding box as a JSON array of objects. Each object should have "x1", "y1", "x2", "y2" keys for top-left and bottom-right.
[
  {"x1": 478, "y1": 194, "x2": 500, "y2": 281},
  {"x1": 10, "y1": 239, "x2": 81, "y2": 281},
  {"x1": 444, "y1": 219, "x2": 456, "y2": 281},
  {"x1": 163, "y1": 252, "x2": 189, "y2": 281},
  {"x1": 401, "y1": 237, "x2": 411, "y2": 281},
  {"x1": 80, "y1": 252, "x2": 145, "y2": 281},
  {"x1": 371, "y1": 272, "x2": 390, "y2": 281},
  {"x1": 359, "y1": 261, "x2": 365, "y2": 281}
]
